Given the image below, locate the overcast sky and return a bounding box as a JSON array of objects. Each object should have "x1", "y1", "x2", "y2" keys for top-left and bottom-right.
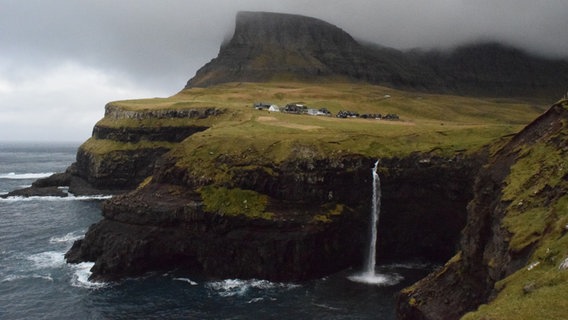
[{"x1": 1, "y1": 0, "x2": 567, "y2": 142}]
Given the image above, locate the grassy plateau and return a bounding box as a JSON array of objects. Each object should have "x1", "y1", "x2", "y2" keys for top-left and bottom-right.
[{"x1": 99, "y1": 81, "x2": 547, "y2": 162}]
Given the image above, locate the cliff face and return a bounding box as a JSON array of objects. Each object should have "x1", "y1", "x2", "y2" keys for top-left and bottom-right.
[
  {"x1": 186, "y1": 12, "x2": 568, "y2": 98},
  {"x1": 68, "y1": 104, "x2": 220, "y2": 191},
  {"x1": 397, "y1": 100, "x2": 568, "y2": 319},
  {"x1": 66, "y1": 150, "x2": 480, "y2": 282}
]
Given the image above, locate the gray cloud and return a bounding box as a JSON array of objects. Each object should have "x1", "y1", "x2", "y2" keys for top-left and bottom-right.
[{"x1": 1, "y1": 0, "x2": 567, "y2": 141}]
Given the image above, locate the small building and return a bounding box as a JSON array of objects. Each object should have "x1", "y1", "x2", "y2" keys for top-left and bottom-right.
[
  {"x1": 268, "y1": 105, "x2": 280, "y2": 112},
  {"x1": 254, "y1": 102, "x2": 271, "y2": 110},
  {"x1": 307, "y1": 108, "x2": 332, "y2": 116},
  {"x1": 307, "y1": 108, "x2": 319, "y2": 116},
  {"x1": 284, "y1": 103, "x2": 307, "y2": 114}
]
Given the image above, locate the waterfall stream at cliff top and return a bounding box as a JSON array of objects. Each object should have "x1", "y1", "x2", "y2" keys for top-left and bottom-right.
[{"x1": 349, "y1": 160, "x2": 402, "y2": 286}]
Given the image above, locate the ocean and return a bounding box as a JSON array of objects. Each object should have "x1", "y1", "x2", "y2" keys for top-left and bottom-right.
[{"x1": 0, "y1": 142, "x2": 432, "y2": 319}]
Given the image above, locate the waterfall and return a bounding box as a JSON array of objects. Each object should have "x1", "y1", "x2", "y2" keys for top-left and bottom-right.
[
  {"x1": 364, "y1": 160, "x2": 381, "y2": 275},
  {"x1": 349, "y1": 159, "x2": 401, "y2": 286}
]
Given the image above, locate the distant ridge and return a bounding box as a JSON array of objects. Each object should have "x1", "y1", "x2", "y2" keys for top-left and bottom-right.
[{"x1": 186, "y1": 11, "x2": 568, "y2": 98}]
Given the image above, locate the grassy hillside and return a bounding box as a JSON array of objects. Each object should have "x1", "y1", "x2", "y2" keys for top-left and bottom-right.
[{"x1": 103, "y1": 81, "x2": 545, "y2": 162}]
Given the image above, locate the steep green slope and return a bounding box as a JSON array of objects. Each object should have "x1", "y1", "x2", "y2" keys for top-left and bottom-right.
[{"x1": 397, "y1": 99, "x2": 568, "y2": 320}]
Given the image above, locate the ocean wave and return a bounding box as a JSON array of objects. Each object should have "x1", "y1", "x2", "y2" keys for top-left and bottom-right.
[
  {"x1": 70, "y1": 262, "x2": 108, "y2": 289},
  {"x1": 0, "y1": 172, "x2": 54, "y2": 180},
  {"x1": 0, "y1": 194, "x2": 113, "y2": 202},
  {"x1": 2, "y1": 274, "x2": 54, "y2": 283},
  {"x1": 173, "y1": 277, "x2": 198, "y2": 285},
  {"x1": 27, "y1": 251, "x2": 66, "y2": 270},
  {"x1": 206, "y1": 279, "x2": 300, "y2": 297},
  {"x1": 49, "y1": 231, "x2": 84, "y2": 244}
]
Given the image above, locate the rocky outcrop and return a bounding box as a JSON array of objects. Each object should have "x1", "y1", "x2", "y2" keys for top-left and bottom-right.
[
  {"x1": 396, "y1": 100, "x2": 568, "y2": 319},
  {"x1": 65, "y1": 150, "x2": 481, "y2": 282},
  {"x1": 6, "y1": 105, "x2": 222, "y2": 197},
  {"x1": 186, "y1": 12, "x2": 568, "y2": 98}
]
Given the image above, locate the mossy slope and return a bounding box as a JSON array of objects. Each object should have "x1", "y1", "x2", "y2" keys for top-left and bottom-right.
[
  {"x1": 397, "y1": 99, "x2": 568, "y2": 320},
  {"x1": 461, "y1": 100, "x2": 568, "y2": 319}
]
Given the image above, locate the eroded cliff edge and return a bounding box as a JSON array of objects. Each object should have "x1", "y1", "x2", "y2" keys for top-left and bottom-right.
[
  {"x1": 65, "y1": 142, "x2": 481, "y2": 281},
  {"x1": 397, "y1": 100, "x2": 568, "y2": 319}
]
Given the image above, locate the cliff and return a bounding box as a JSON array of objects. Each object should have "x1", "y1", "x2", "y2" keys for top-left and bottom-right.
[
  {"x1": 187, "y1": 12, "x2": 568, "y2": 98},
  {"x1": 397, "y1": 99, "x2": 568, "y2": 319},
  {"x1": 58, "y1": 75, "x2": 542, "y2": 282},
  {"x1": 65, "y1": 148, "x2": 481, "y2": 282}
]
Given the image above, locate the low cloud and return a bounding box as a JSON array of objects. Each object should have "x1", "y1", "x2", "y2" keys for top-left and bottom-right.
[{"x1": 1, "y1": 0, "x2": 566, "y2": 141}]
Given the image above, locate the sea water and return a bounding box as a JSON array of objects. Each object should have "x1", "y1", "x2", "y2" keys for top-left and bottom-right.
[{"x1": 0, "y1": 142, "x2": 432, "y2": 319}]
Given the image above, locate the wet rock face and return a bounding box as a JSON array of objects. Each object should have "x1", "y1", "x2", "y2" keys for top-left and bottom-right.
[
  {"x1": 379, "y1": 154, "x2": 483, "y2": 262},
  {"x1": 66, "y1": 152, "x2": 480, "y2": 282}
]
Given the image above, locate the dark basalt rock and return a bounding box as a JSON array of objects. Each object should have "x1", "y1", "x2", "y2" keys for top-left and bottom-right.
[
  {"x1": 65, "y1": 183, "x2": 367, "y2": 282},
  {"x1": 92, "y1": 125, "x2": 209, "y2": 143},
  {"x1": 2, "y1": 171, "x2": 127, "y2": 198},
  {"x1": 1, "y1": 186, "x2": 68, "y2": 198},
  {"x1": 73, "y1": 146, "x2": 171, "y2": 190},
  {"x1": 65, "y1": 152, "x2": 481, "y2": 282},
  {"x1": 2, "y1": 172, "x2": 72, "y2": 198}
]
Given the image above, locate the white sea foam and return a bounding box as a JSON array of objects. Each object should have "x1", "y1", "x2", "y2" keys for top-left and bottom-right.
[
  {"x1": 49, "y1": 231, "x2": 83, "y2": 244},
  {"x1": 2, "y1": 274, "x2": 54, "y2": 283},
  {"x1": 173, "y1": 277, "x2": 198, "y2": 285},
  {"x1": 70, "y1": 262, "x2": 107, "y2": 289},
  {"x1": 0, "y1": 172, "x2": 54, "y2": 180},
  {"x1": 206, "y1": 279, "x2": 299, "y2": 297},
  {"x1": 348, "y1": 271, "x2": 403, "y2": 286},
  {"x1": 246, "y1": 297, "x2": 265, "y2": 304},
  {"x1": 27, "y1": 251, "x2": 65, "y2": 269},
  {"x1": 0, "y1": 195, "x2": 113, "y2": 202}
]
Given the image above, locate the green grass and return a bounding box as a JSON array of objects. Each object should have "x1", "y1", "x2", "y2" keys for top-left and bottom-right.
[
  {"x1": 462, "y1": 264, "x2": 568, "y2": 320},
  {"x1": 198, "y1": 186, "x2": 273, "y2": 219},
  {"x1": 462, "y1": 102, "x2": 568, "y2": 320},
  {"x1": 97, "y1": 81, "x2": 547, "y2": 193}
]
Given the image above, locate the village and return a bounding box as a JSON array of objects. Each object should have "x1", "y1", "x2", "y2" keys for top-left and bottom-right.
[{"x1": 253, "y1": 102, "x2": 400, "y2": 120}]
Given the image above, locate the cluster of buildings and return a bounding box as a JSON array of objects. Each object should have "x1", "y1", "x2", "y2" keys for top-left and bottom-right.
[
  {"x1": 253, "y1": 102, "x2": 399, "y2": 120},
  {"x1": 253, "y1": 102, "x2": 331, "y2": 116}
]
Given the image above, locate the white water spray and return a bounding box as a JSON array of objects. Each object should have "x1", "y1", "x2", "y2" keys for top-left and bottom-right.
[{"x1": 349, "y1": 160, "x2": 401, "y2": 285}]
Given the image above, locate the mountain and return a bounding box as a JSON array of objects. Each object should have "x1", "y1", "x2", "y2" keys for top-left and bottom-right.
[
  {"x1": 187, "y1": 11, "x2": 568, "y2": 98},
  {"x1": 186, "y1": 11, "x2": 431, "y2": 89}
]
